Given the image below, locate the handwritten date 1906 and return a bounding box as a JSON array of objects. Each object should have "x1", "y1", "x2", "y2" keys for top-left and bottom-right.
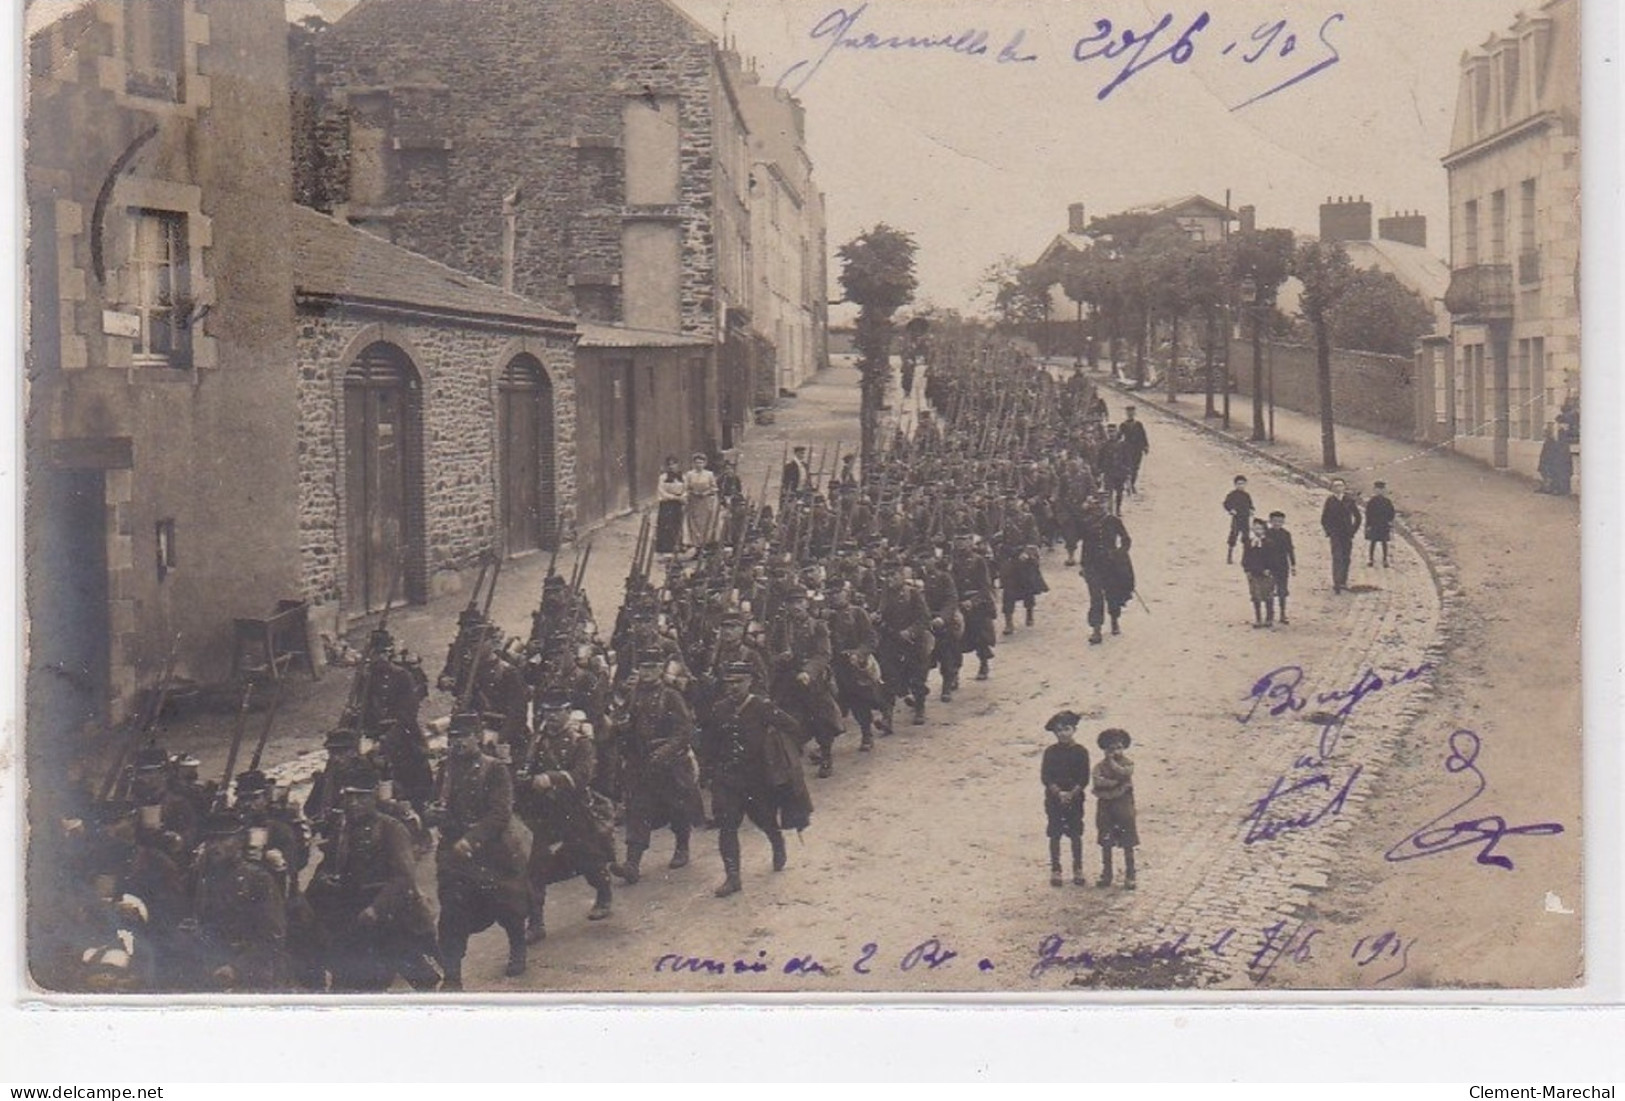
[{"x1": 1072, "y1": 11, "x2": 1345, "y2": 108}]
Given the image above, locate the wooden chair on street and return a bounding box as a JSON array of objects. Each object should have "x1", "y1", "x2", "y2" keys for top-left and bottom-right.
[{"x1": 230, "y1": 600, "x2": 319, "y2": 683}]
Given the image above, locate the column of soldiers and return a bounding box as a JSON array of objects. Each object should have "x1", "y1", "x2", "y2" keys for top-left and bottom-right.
[{"x1": 43, "y1": 330, "x2": 1143, "y2": 993}]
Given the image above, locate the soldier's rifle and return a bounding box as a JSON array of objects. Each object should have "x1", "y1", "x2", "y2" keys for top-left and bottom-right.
[
  {"x1": 247, "y1": 673, "x2": 289, "y2": 774},
  {"x1": 98, "y1": 632, "x2": 183, "y2": 803},
  {"x1": 216, "y1": 675, "x2": 259, "y2": 806},
  {"x1": 629, "y1": 512, "x2": 651, "y2": 588},
  {"x1": 342, "y1": 564, "x2": 401, "y2": 728}
]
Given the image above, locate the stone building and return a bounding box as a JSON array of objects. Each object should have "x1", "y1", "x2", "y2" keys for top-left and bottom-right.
[
  {"x1": 290, "y1": 205, "x2": 579, "y2": 626},
  {"x1": 731, "y1": 51, "x2": 830, "y2": 399},
  {"x1": 26, "y1": 0, "x2": 301, "y2": 727},
  {"x1": 290, "y1": 0, "x2": 804, "y2": 484},
  {"x1": 1431, "y1": 0, "x2": 1581, "y2": 473}
]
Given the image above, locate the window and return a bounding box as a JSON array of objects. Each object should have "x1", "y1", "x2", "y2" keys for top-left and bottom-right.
[
  {"x1": 125, "y1": 0, "x2": 185, "y2": 102},
  {"x1": 1502, "y1": 45, "x2": 1521, "y2": 118},
  {"x1": 155, "y1": 519, "x2": 177, "y2": 580},
  {"x1": 1463, "y1": 200, "x2": 1480, "y2": 266},
  {"x1": 1489, "y1": 191, "x2": 1507, "y2": 263},
  {"x1": 623, "y1": 96, "x2": 680, "y2": 206},
  {"x1": 129, "y1": 209, "x2": 191, "y2": 367},
  {"x1": 1519, "y1": 180, "x2": 1537, "y2": 252}
]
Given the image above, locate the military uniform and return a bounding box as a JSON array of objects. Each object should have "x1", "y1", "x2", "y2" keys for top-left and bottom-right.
[
  {"x1": 923, "y1": 560, "x2": 964, "y2": 702},
  {"x1": 772, "y1": 596, "x2": 844, "y2": 776},
  {"x1": 701, "y1": 673, "x2": 813, "y2": 897},
  {"x1": 1078, "y1": 504, "x2": 1135, "y2": 643},
  {"x1": 519, "y1": 699, "x2": 617, "y2": 941},
  {"x1": 431, "y1": 728, "x2": 530, "y2": 988},
  {"x1": 305, "y1": 762, "x2": 439, "y2": 992},
  {"x1": 615, "y1": 669, "x2": 703, "y2": 880},
  {"x1": 185, "y1": 814, "x2": 289, "y2": 992}
]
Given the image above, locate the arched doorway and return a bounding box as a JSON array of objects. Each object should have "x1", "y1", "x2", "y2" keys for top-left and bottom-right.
[
  {"x1": 498, "y1": 354, "x2": 557, "y2": 553},
  {"x1": 345, "y1": 342, "x2": 423, "y2": 612}
]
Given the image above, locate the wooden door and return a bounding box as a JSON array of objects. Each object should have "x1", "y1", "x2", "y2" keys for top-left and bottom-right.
[
  {"x1": 498, "y1": 356, "x2": 555, "y2": 553},
  {"x1": 345, "y1": 344, "x2": 417, "y2": 613}
]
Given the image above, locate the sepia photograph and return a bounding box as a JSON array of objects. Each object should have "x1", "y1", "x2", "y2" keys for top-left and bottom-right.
[{"x1": 15, "y1": 0, "x2": 1607, "y2": 1005}]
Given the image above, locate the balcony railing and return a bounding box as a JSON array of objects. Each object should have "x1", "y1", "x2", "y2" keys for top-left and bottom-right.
[
  {"x1": 1518, "y1": 249, "x2": 1543, "y2": 286},
  {"x1": 1444, "y1": 263, "x2": 1515, "y2": 322}
]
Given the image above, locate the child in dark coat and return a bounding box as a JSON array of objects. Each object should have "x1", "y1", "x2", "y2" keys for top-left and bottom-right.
[
  {"x1": 1365, "y1": 481, "x2": 1396, "y2": 567},
  {"x1": 1223, "y1": 476, "x2": 1254, "y2": 564},
  {"x1": 1041, "y1": 710, "x2": 1091, "y2": 886},
  {"x1": 1092, "y1": 728, "x2": 1138, "y2": 889},
  {"x1": 1241, "y1": 517, "x2": 1275, "y2": 628}
]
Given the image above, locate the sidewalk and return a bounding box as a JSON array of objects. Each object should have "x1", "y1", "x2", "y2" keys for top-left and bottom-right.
[
  {"x1": 157, "y1": 363, "x2": 866, "y2": 791},
  {"x1": 1100, "y1": 379, "x2": 1583, "y2": 987}
]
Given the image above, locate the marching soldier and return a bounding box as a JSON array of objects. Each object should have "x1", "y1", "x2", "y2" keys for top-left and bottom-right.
[
  {"x1": 951, "y1": 535, "x2": 998, "y2": 681},
  {"x1": 772, "y1": 588, "x2": 844, "y2": 778},
  {"x1": 825, "y1": 579, "x2": 888, "y2": 751},
  {"x1": 876, "y1": 565, "x2": 933, "y2": 727},
  {"x1": 700, "y1": 662, "x2": 813, "y2": 897},
  {"x1": 1077, "y1": 495, "x2": 1135, "y2": 645},
  {"x1": 612, "y1": 658, "x2": 702, "y2": 883},
  {"x1": 183, "y1": 811, "x2": 289, "y2": 992},
  {"x1": 923, "y1": 552, "x2": 964, "y2": 703},
  {"x1": 518, "y1": 696, "x2": 617, "y2": 942},
  {"x1": 304, "y1": 759, "x2": 440, "y2": 992},
  {"x1": 428, "y1": 714, "x2": 530, "y2": 989}
]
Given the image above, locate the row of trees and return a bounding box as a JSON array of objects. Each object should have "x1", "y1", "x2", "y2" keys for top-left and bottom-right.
[{"x1": 981, "y1": 213, "x2": 1436, "y2": 469}]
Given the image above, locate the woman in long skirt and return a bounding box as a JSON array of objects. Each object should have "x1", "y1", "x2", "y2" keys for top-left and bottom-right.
[
  {"x1": 683, "y1": 452, "x2": 719, "y2": 549},
  {"x1": 654, "y1": 456, "x2": 686, "y2": 555}
]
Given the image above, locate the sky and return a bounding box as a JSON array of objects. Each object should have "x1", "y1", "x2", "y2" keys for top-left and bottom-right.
[
  {"x1": 22, "y1": 0, "x2": 1540, "y2": 315},
  {"x1": 671, "y1": 0, "x2": 1536, "y2": 317}
]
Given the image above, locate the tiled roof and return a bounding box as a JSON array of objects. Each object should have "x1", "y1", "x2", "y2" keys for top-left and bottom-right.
[
  {"x1": 577, "y1": 322, "x2": 713, "y2": 349},
  {"x1": 290, "y1": 204, "x2": 574, "y2": 329}
]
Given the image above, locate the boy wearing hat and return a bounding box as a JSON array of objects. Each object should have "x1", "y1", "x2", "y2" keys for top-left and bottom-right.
[
  {"x1": 1223, "y1": 476, "x2": 1254, "y2": 565},
  {"x1": 1364, "y1": 481, "x2": 1396, "y2": 568},
  {"x1": 1092, "y1": 729, "x2": 1138, "y2": 889},
  {"x1": 1264, "y1": 511, "x2": 1297, "y2": 625},
  {"x1": 1240, "y1": 518, "x2": 1275, "y2": 628},
  {"x1": 1041, "y1": 711, "x2": 1091, "y2": 886}
]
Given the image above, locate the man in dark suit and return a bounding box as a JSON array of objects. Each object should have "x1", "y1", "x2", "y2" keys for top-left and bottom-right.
[
  {"x1": 1319, "y1": 479, "x2": 1362, "y2": 594},
  {"x1": 1118, "y1": 407, "x2": 1150, "y2": 494},
  {"x1": 781, "y1": 446, "x2": 809, "y2": 503}
]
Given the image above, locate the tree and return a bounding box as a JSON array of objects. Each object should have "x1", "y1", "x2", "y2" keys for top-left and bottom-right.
[
  {"x1": 1181, "y1": 241, "x2": 1232, "y2": 418},
  {"x1": 1293, "y1": 239, "x2": 1356, "y2": 470},
  {"x1": 837, "y1": 224, "x2": 918, "y2": 476},
  {"x1": 977, "y1": 256, "x2": 1055, "y2": 331},
  {"x1": 1230, "y1": 228, "x2": 1295, "y2": 441},
  {"x1": 1330, "y1": 269, "x2": 1437, "y2": 356}
]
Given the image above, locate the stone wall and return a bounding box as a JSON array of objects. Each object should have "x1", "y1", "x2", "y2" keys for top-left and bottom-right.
[
  {"x1": 297, "y1": 0, "x2": 723, "y2": 342},
  {"x1": 296, "y1": 309, "x2": 576, "y2": 621},
  {"x1": 1233, "y1": 340, "x2": 1416, "y2": 441}
]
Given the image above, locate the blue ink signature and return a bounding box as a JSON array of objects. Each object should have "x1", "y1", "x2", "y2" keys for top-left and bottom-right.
[
  {"x1": 1242, "y1": 764, "x2": 1363, "y2": 844},
  {"x1": 1033, "y1": 922, "x2": 1413, "y2": 985},
  {"x1": 1239, "y1": 660, "x2": 1433, "y2": 763},
  {"x1": 777, "y1": 4, "x2": 1034, "y2": 96},
  {"x1": 656, "y1": 937, "x2": 973, "y2": 977},
  {"x1": 1385, "y1": 730, "x2": 1564, "y2": 871},
  {"x1": 776, "y1": 5, "x2": 1340, "y2": 110}
]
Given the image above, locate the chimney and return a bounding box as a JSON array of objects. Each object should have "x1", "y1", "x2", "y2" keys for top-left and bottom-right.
[
  {"x1": 1378, "y1": 211, "x2": 1428, "y2": 249},
  {"x1": 1320, "y1": 195, "x2": 1373, "y2": 244},
  {"x1": 1067, "y1": 202, "x2": 1087, "y2": 235},
  {"x1": 1239, "y1": 204, "x2": 1257, "y2": 234}
]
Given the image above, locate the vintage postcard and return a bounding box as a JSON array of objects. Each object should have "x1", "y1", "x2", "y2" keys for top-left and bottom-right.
[{"x1": 18, "y1": 0, "x2": 1595, "y2": 999}]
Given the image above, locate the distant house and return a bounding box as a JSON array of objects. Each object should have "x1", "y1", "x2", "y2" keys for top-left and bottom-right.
[
  {"x1": 1121, "y1": 194, "x2": 1238, "y2": 243},
  {"x1": 1429, "y1": 0, "x2": 1580, "y2": 471},
  {"x1": 1315, "y1": 197, "x2": 1451, "y2": 334}
]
